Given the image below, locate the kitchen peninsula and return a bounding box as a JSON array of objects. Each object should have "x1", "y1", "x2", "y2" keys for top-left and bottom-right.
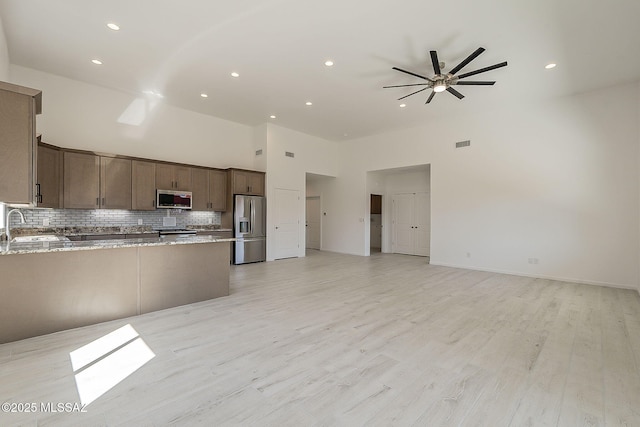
[{"x1": 0, "y1": 235, "x2": 233, "y2": 344}]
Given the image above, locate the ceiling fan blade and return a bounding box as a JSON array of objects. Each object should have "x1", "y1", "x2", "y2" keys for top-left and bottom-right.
[
  {"x1": 457, "y1": 62, "x2": 508, "y2": 79},
  {"x1": 398, "y1": 87, "x2": 428, "y2": 100},
  {"x1": 426, "y1": 91, "x2": 436, "y2": 104},
  {"x1": 430, "y1": 51, "x2": 441, "y2": 75},
  {"x1": 383, "y1": 83, "x2": 430, "y2": 89},
  {"x1": 454, "y1": 81, "x2": 496, "y2": 86},
  {"x1": 446, "y1": 87, "x2": 465, "y2": 99},
  {"x1": 449, "y1": 47, "x2": 485, "y2": 75},
  {"x1": 392, "y1": 67, "x2": 433, "y2": 82}
]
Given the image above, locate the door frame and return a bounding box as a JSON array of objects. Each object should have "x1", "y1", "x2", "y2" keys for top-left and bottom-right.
[{"x1": 305, "y1": 196, "x2": 321, "y2": 250}]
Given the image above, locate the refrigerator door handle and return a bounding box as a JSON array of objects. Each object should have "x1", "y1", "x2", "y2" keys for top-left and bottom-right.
[{"x1": 250, "y1": 199, "x2": 255, "y2": 234}]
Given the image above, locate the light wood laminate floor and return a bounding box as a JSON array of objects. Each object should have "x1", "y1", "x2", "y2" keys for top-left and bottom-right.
[{"x1": 1, "y1": 250, "x2": 639, "y2": 426}]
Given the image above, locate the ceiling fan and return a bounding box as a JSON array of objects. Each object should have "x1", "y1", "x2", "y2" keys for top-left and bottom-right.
[{"x1": 384, "y1": 47, "x2": 507, "y2": 104}]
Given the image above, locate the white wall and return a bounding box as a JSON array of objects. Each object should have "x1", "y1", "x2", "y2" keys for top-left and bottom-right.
[
  {"x1": 330, "y1": 82, "x2": 640, "y2": 289},
  {"x1": 264, "y1": 124, "x2": 338, "y2": 260},
  {"x1": 8, "y1": 65, "x2": 256, "y2": 169},
  {"x1": 0, "y1": 17, "x2": 9, "y2": 81}
]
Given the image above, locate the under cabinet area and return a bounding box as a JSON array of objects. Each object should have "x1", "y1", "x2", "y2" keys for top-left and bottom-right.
[
  {"x1": 192, "y1": 167, "x2": 228, "y2": 211},
  {"x1": 63, "y1": 152, "x2": 132, "y2": 209}
]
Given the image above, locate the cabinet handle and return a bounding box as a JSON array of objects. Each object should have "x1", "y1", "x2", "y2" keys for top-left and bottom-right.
[
  {"x1": 96, "y1": 197, "x2": 100, "y2": 206},
  {"x1": 36, "y1": 183, "x2": 41, "y2": 197},
  {"x1": 102, "y1": 198, "x2": 105, "y2": 205}
]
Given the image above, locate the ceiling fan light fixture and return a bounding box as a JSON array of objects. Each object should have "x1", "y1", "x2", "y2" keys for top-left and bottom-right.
[{"x1": 433, "y1": 81, "x2": 447, "y2": 93}]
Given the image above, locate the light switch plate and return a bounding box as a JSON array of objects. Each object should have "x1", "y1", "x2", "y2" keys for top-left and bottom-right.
[
  {"x1": 138, "y1": 219, "x2": 143, "y2": 225},
  {"x1": 43, "y1": 218, "x2": 50, "y2": 226}
]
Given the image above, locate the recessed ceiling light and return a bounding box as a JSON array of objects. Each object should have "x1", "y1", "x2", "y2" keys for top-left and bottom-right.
[
  {"x1": 399, "y1": 103, "x2": 407, "y2": 108},
  {"x1": 305, "y1": 101, "x2": 313, "y2": 106},
  {"x1": 200, "y1": 93, "x2": 208, "y2": 98},
  {"x1": 106, "y1": 23, "x2": 120, "y2": 31},
  {"x1": 545, "y1": 63, "x2": 557, "y2": 69},
  {"x1": 91, "y1": 59, "x2": 103, "y2": 65},
  {"x1": 231, "y1": 72, "x2": 239, "y2": 78},
  {"x1": 325, "y1": 60, "x2": 334, "y2": 67},
  {"x1": 270, "y1": 115, "x2": 276, "y2": 119}
]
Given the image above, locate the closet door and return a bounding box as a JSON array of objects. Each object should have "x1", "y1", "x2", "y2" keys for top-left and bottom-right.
[
  {"x1": 393, "y1": 193, "x2": 415, "y2": 255},
  {"x1": 392, "y1": 192, "x2": 430, "y2": 256}
]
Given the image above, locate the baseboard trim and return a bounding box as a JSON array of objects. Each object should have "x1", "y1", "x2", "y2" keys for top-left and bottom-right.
[{"x1": 429, "y1": 260, "x2": 637, "y2": 291}]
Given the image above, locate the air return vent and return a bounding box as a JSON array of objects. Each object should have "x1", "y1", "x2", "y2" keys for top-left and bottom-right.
[
  {"x1": 285, "y1": 151, "x2": 295, "y2": 158},
  {"x1": 255, "y1": 149, "x2": 263, "y2": 156},
  {"x1": 455, "y1": 140, "x2": 471, "y2": 148}
]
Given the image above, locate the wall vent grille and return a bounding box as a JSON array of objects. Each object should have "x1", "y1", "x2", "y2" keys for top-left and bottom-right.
[
  {"x1": 255, "y1": 149, "x2": 263, "y2": 156},
  {"x1": 285, "y1": 151, "x2": 295, "y2": 158},
  {"x1": 455, "y1": 140, "x2": 471, "y2": 148}
]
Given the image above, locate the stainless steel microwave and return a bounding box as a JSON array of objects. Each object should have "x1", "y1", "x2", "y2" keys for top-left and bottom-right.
[{"x1": 156, "y1": 189, "x2": 192, "y2": 209}]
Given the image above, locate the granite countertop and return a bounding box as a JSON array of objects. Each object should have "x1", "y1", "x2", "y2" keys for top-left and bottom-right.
[
  {"x1": 8, "y1": 225, "x2": 231, "y2": 238},
  {"x1": 0, "y1": 235, "x2": 236, "y2": 256}
]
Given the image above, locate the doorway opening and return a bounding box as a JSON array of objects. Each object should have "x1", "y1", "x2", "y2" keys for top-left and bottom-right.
[
  {"x1": 306, "y1": 196, "x2": 321, "y2": 250},
  {"x1": 370, "y1": 194, "x2": 382, "y2": 253},
  {"x1": 366, "y1": 164, "x2": 430, "y2": 259}
]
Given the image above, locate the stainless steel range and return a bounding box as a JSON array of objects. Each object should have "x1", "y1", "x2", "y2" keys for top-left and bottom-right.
[{"x1": 154, "y1": 228, "x2": 197, "y2": 238}]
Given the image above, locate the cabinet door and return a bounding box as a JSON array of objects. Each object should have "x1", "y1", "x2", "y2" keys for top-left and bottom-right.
[
  {"x1": 155, "y1": 163, "x2": 175, "y2": 190},
  {"x1": 0, "y1": 87, "x2": 36, "y2": 204},
  {"x1": 233, "y1": 171, "x2": 249, "y2": 194},
  {"x1": 37, "y1": 145, "x2": 61, "y2": 208},
  {"x1": 64, "y1": 152, "x2": 100, "y2": 209},
  {"x1": 132, "y1": 160, "x2": 156, "y2": 211},
  {"x1": 248, "y1": 172, "x2": 265, "y2": 196},
  {"x1": 209, "y1": 170, "x2": 227, "y2": 211},
  {"x1": 101, "y1": 157, "x2": 132, "y2": 210},
  {"x1": 191, "y1": 168, "x2": 209, "y2": 211},
  {"x1": 174, "y1": 166, "x2": 191, "y2": 191}
]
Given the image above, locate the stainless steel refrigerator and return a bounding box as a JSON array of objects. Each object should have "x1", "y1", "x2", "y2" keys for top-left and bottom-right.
[{"x1": 233, "y1": 195, "x2": 266, "y2": 264}]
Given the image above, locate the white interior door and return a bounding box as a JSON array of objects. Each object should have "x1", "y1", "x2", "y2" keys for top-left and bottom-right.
[
  {"x1": 393, "y1": 193, "x2": 415, "y2": 255},
  {"x1": 306, "y1": 197, "x2": 321, "y2": 250},
  {"x1": 392, "y1": 192, "x2": 430, "y2": 257},
  {"x1": 274, "y1": 188, "x2": 300, "y2": 259}
]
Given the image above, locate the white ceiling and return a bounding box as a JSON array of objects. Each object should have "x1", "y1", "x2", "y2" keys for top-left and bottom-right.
[{"x1": 1, "y1": 0, "x2": 640, "y2": 141}]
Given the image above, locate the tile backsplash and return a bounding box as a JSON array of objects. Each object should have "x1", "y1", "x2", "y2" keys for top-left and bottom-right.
[{"x1": 8, "y1": 208, "x2": 221, "y2": 230}]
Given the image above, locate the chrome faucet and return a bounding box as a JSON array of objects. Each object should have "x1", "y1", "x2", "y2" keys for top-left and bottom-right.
[{"x1": 6, "y1": 209, "x2": 26, "y2": 242}]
